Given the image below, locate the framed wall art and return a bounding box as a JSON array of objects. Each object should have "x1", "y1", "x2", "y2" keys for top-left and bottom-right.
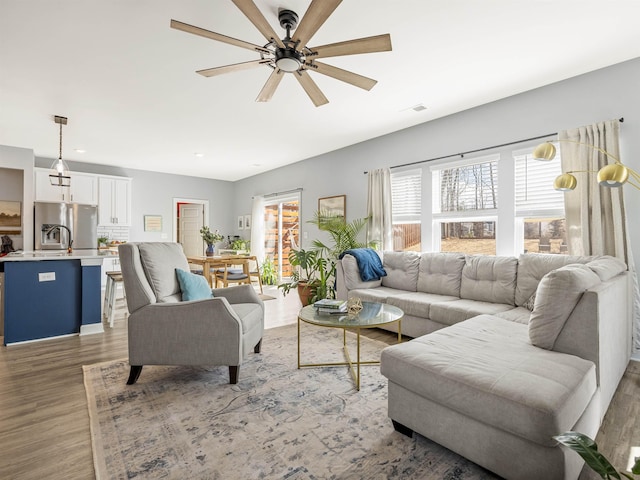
[
  {"x1": 244, "y1": 215, "x2": 251, "y2": 230},
  {"x1": 0, "y1": 200, "x2": 21, "y2": 227},
  {"x1": 318, "y1": 195, "x2": 346, "y2": 222},
  {"x1": 237, "y1": 216, "x2": 244, "y2": 229},
  {"x1": 144, "y1": 215, "x2": 162, "y2": 232}
]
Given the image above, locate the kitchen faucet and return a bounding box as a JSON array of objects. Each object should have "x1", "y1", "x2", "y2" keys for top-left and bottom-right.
[{"x1": 42, "y1": 224, "x2": 74, "y2": 253}]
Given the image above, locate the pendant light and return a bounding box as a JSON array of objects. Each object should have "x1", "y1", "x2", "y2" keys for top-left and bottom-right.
[{"x1": 49, "y1": 115, "x2": 71, "y2": 187}]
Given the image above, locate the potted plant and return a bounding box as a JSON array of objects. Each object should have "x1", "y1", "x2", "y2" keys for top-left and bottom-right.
[
  {"x1": 230, "y1": 238, "x2": 250, "y2": 254},
  {"x1": 97, "y1": 236, "x2": 109, "y2": 248},
  {"x1": 278, "y1": 212, "x2": 377, "y2": 305},
  {"x1": 278, "y1": 248, "x2": 330, "y2": 306},
  {"x1": 199, "y1": 226, "x2": 224, "y2": 256},
  {"x1": 260, "y1": 255, "x2": 278, "y2": 285}
]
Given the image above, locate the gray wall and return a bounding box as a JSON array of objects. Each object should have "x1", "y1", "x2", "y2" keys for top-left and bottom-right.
[
  {"x1": 0, "y1": 145, "x2": 34, "y2": 250},
  {"x1": 3, "y1": 57, "x2": 639, "y2": 272},
  {"x1": 233, "y1": 57, "x2": 640, "y2": 274},
  {"x1": 0, "y1": 166, "x2": 25, "y2": 250},
  {"x1": 33, "y1": 159, "x2": 236, "y2": 242}
]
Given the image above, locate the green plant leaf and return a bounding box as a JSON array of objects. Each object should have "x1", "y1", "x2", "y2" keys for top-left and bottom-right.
[
  {"x1": 553, "y1": 432, "x2": 621, "y2": 479},
  {"x1": 632, "y1": 456, "x2": 640, "y2": 475}
]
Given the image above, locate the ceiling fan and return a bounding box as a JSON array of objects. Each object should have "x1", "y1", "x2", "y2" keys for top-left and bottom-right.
[{"x1": 170, "y1": 0, "x2": 392, "y2": 107}]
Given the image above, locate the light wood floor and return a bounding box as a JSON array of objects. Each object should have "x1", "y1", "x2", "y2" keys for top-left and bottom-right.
[{"x1": 0, "y1": 287, "x2": 638, "y2": 479}]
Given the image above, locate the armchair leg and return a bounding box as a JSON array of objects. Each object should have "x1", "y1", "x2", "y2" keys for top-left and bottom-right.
[
  {"x1": 127, "y1": 365, "x2": 143, "y2": 385},
  {"x1": 229, "y1": 366, "x2": 239, "y2": 384},
  {"x1": 254, "y1": 339, "x2": 262, "y2": 354}
]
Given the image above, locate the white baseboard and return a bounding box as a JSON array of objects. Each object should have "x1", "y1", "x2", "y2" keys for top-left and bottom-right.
[{"x1": 80, "y1": 323, "x2": 104, "y2": 336}]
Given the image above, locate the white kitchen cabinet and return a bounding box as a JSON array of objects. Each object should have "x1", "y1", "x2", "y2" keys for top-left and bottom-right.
[
  {"x1": 34, "y1": 168, "x2": 98, "y2": 204},
  {"x1": 98, "y1": 176, "x2": 131, "y2": 226}
]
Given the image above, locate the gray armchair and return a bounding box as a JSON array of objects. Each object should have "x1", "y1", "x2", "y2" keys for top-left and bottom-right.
[{"x1": 118, "y1": 242, "x2": 264, "y2": 385}]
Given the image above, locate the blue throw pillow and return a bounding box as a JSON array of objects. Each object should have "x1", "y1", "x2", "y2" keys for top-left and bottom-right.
[{"x1": 175, "y1": 268, "x2": 213, "y2": 301}]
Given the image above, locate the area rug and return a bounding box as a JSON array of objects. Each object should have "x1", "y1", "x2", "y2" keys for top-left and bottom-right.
[
  {"x1": 84, "y1": 324, "x2": 500, "y2": 480},
  {"x1": 259, "y1": 293, "x2": 276, "y2": 301}
]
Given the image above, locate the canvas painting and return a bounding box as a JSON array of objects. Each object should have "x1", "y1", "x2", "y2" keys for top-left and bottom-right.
[{"x1": 0, "y1": 201, "x2": 21, "y2": 227}]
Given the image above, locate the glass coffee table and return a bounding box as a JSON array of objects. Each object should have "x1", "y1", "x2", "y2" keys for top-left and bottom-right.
[{"x1": 297, "y1": 301, "x2": 404, "y2": 390}]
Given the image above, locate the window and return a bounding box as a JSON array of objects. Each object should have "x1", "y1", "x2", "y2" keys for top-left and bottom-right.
[
  {"x1": 432, "y1": 156, "x2": 498, "y2": 255},
  {"x1": 391, "y1": 169, "x2": 421, "y2": 251},
  {"x1": 514, "y1": 147, "x2": 567, "y2": 254}
]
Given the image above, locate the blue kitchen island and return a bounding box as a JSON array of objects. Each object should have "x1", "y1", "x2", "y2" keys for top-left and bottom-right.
[{"x1": 0, "y1": 250, "x2": 116, "y2": 345}]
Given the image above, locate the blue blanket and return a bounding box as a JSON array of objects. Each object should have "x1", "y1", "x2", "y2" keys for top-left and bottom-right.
[{"x1": 339, "y1": 248, "x2": 387, "y2": 282}]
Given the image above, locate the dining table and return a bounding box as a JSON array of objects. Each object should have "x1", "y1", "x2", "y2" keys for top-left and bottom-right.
[{"x1": 187, "y1": 254, "x2": 262, "y2": 292}]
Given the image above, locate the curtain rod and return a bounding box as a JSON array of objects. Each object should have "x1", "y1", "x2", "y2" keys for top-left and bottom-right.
[
  {"x1": 253, "y1": 187, "x2": 303, "y2": 199},
  {"x1": 363, "y1": 117, "x2": 624, "y2": 174}
]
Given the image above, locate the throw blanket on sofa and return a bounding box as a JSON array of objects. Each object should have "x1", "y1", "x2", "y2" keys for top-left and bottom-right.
[{"x1": 339, "y1": 248, "x2": 387, "y2": 281}]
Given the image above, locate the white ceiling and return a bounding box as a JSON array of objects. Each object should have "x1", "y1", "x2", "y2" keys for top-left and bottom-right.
[{"x1": 2, "y1": 0, "x2": 640, "y2": 181}]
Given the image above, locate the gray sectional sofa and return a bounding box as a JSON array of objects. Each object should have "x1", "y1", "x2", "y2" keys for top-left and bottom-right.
[{"x1": 336, "y1": 251, "x2": 632, "y2": 480}]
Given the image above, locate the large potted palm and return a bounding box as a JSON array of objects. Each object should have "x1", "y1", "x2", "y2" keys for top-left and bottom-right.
[
  {"x1": 278, "y1": 248, "x2": 329, "y2": 306},
  {"x1": 279, "y1": 212, "x2": 377, "y2": 305}
]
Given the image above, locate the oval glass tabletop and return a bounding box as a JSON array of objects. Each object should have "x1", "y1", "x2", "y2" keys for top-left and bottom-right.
[{"x1": 298, "y1": 301, "x2": 404, "y2": 328}]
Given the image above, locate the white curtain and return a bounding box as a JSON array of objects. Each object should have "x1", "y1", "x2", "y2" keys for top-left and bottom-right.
[
  {"x1": 560, "y1": 119, "x2": 640, "y2": 351},
  {"x1": 250, "y1": 195, "x2": 265, "y2": 263},
  {"x1": 560, "y1": 120, "x2": 627, "y2": 258},
  {"x1": 367, "y1": 168, "x2": 393, "y2": 251}
]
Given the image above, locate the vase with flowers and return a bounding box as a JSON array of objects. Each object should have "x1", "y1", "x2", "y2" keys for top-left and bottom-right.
[{"x1": 200, "y1": 226, "x2": 224, "y2": 257}]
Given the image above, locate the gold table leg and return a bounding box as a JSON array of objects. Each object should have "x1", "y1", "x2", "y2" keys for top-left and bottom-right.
[{"x1": 298, "y1": 318, "x2": 403, "y2": 391}]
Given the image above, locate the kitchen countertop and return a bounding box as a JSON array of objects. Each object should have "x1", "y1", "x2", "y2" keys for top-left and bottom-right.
[{"x1": 0, "y1": 249, "x2": 119, "y2": 262}]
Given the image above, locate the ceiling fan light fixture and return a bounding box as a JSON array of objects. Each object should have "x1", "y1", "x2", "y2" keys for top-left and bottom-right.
[{"x1": 275, "y1": 47, "x2": 302, "y2": 72}]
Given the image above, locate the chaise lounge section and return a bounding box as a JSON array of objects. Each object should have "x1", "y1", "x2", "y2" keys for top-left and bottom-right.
[{"x1": 336, "y1": 251, "x2": 631, "y2": 480}]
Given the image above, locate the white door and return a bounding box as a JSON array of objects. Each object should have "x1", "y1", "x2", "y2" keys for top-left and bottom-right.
[{"x1": 179, "y1": 203, "x2": 205, "y2": 257}]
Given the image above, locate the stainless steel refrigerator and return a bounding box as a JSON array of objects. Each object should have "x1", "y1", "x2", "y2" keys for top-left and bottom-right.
[{"x1": 34, "y1": 201, "x2": 98, "y2": 250}]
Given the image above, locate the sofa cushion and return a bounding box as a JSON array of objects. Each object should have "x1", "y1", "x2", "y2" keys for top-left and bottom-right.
[
  {"x1": 386, "y1": 292, "x2": 458, "y2": 319},
  {"x1": 416, "y1": 252, "x2": 466, "y2": 296},
  {"x1": 381, "y1": 251, "x2": 420, "y2": 291},
  {"x1": 380, "y1": 315, "x2": 597, "y2": 447},
  {"x1": 586, "y1": 255, "x2": 627, "y2": 281},
  {"x1": 459, "y1": 255, "x2": 517, "y2": 305},
  {"x1": 340, "y1": 255, "x2": 383, "y2": 290},
  {"x1": 515, "y1": 253, "x2": 591, "y2": 307},
  {"x1": 348, "y1": 287, "x2": 408, "y2": 304},
  {"x1": 529, "y1": 264, "x2": 601, "y2": 350},
  {"x1": 493, "y1": 306, "x2": 531, "y2": 325},
  {"x1": 138, "y1": 242, "x2": 191, "y2": 302},
  {"x1": 429, "y1": 299, "x2": 513, "y2": 326}
]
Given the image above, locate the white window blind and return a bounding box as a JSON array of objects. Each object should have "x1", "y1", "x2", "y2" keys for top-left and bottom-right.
[
  {"x1": 391, "y1": 169, "x2": 421, "y2": 223},
  {"x1": 433, "y1": 156, "x2": 498, "y2": 214},
  {"x1": 513, "y1": 146, "x2": 564, "y2": 217}
]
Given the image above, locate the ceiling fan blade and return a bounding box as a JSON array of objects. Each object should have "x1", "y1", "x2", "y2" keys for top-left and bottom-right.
[
  {"x1": 294, "y1": 70, "x2": 329, "y2": 107},
  {"x1": 256, "y1": 69, "x2": 285, "y2": 102},
  {"x1": 196, "y1": 59, "x2": 271, "y2": 78},
  {"x1": 308, "y1": 34, "x2": 392, "y2": 59},
  {"x1": 291, "y1": 0, "x2": 342, "y2": 47},
  {"x1": 306, "y1": 61, "x2": 377, "y2": 91},
  {"x1": 231, "y1": 0, "x2": 285, "y2": 48},
  {"x1": 170, "y1": 19, "x2": 270, "y2": 54}
]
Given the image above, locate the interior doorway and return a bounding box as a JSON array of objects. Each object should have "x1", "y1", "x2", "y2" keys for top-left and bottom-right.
[{"x1": 173, "y1": 198, "x2": 209, "y2": 257}]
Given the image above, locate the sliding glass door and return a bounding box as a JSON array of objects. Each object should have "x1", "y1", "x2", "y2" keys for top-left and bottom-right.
[{"x1": 263, "y1": 194, "x2": 300, "y2": 281}]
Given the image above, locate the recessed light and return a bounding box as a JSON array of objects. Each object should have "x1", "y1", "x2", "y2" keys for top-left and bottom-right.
[
  {"x1": 194, "y1": 153, "x2": 204, "y2": 158},
  {"x1": 75, "y1": 148, "x2": 86, "y2": 153}
]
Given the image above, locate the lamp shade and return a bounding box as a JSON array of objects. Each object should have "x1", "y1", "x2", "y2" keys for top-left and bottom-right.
[
  {"x1": 553, "y1": 173, "x2": 578, "y2": 191},
  {"x1": 532, "y1": 142, "x2": 556, "y2": 161},
  {"x1": 597, "y1": 163, "x2": 629, "y2": 188}
]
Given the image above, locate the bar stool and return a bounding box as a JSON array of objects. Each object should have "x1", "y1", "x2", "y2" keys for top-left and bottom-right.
[{"x1": 103, "y1": 271, "x2": 126, "y2": 328}]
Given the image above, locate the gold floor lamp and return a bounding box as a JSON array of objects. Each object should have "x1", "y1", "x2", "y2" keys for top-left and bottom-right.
[{"x1": 532, "y1": 141, "x2": 640, "y2": 191}]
